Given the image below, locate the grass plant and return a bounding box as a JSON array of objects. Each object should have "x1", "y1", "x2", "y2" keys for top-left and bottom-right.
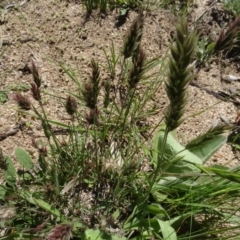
[
  {"x1": 222, "y1": 0, "x2": 240, "y2": 17},
  {"x1": 1, "y1": 10, "x2": 240, "y2": 240}
]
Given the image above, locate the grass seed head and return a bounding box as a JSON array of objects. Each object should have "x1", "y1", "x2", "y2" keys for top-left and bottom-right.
[
  {"x1": 82, "y1": 59, "x2": 101, "y2": 109},
  {"x1": 122, "y1": 10, "x2": 144, "y2": 59},
  {"x1": 30, "y1": 60, "x2": 41, "y2": 88},
  {"x1": 86, "y1": 107, "x2": 99, "y2": 125},
  {"x1": 128, "y1": 45, "x2": 146, "y2": 89},
  {"x1": 45, "y1": 223, "x2": 73, "y2": 240},
  {"x1": 165, "y1": 18, "x2": 198, "y2": 131},
  {"x1": 30, "y1": 82, "x2": 41, "y2": 101},
  {"x1": 65, "y1": 95, "x2": 77, "y2": 115},
  {"x1": 214, "y1": 15, "x2": 240, "y2": 53},
  {"x1": 11, "y1": 93, "x2": 31, "y2": 110}
]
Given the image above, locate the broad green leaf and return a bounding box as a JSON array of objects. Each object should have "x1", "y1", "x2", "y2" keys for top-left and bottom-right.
[
  {"x1": 151, "y1": 191, "x2": 168, "y2": 203},
  {"x1": 222, "y1": 213, "x2": 240, "y2": 224},
  {"x1": 4, "y1": 156, "x2": 17, "y2": 183},
  {"x1": 158, "y1": 220, "x2": 177, "y2": 240},
  {"x1": 152, "y1": 128, "x2": 201, "y2": 174},
  {"x1": 120, "y1": 7, "x2": 129, "y2": 16},
  {"x1": 15, "y1": 147, "x2": 33, "y2": 169},
  {"x1": 83, "y1": 229, "x2": 126, "y2": 240},
  {"x1": 125, "y1": 218, "x2": 176, "y2": 239},
  {"x1": 188, "y1": 135, "x2": 227, "y2": 163},
  {"x1": 167, "y1": 213, "x2": 194, "y2": 230}
]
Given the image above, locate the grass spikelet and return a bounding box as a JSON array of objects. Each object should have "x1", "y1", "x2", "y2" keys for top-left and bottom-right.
[
  {"x1": 153, "y1": 18, "x2": 198, "y2": 180},
  {"x1": 65, "y1": 95, "x2": 77, "y2": 116},
  {"x1": 11, "y1": 93, "x2": 31, "y2": 110},
  {"x1": 82, "y1": 59, "x2": 100, "y2": 109},
  {"x1": 30, "y1": 82, "x2": 41, "y2": 101},
  {"x1": 45, "y1": 223, "x2": 73, "y2": 240},
  {"x1": 104, "y1": 80, "x2": 111, "y2": 108},
  {"x1": 122, "y1": 10, "x2": 144, "y2": 59},
  {"x1": 30, "y1": 60, "x2": 41, "y2": 88},
  {"x1": 128, "y1": 45, "x2": 146, "y2": 89},
  {"x1": 165, "y1": 18, "x2": 198, "y2": 132}
]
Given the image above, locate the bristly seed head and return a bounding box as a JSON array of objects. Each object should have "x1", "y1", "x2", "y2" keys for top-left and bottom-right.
[
  {"x1": 122, "y1": 10, "x2": 144, "y2": 59},
  {"x1": 128, "y1": 45, "x2": 146, "y2": 89},
  {"x1": 164, "y1": 18, "x2": 198, "y2": 131},
  {"x1": 45, "y1": 223, "x2": 73, "y2": 240},
  {"x1": 214, "y1": 15, "x2": 240, "y2": 53},
  {"x1": 65, "y1": 96, "x2": 77, "y2": 115},
  {"x1": 11, "y1": 93, "x2": 31, "y2": 110},
  {"x1": 30, "y1": 60, "x2": 41, "y2": 88},
  {"x1": 30, "y1": 82, "x2": 41, "y2": 101},
  {"x1": 86, "y1": 107, "x2": 99, "y2": 125},
  {"x1": 82, "y1": 59, "x2": 100, "y2": 109}
]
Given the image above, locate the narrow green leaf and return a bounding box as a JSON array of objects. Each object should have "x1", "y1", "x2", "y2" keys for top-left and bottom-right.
[
  {"x1": 15, "y1": 147, "x2": 33, "y2": 169},
  {"x1": 145, "y1": 204, "x2": 169, "y2": 218},
  {"x1": 208, "y1": 167, "x2": 240, "y2": 183},
  {"x1": 33, "y1": 198, "x2": 63, "y2": 219},
  {"x1": 19, "y1": 191, "x2": 65, "y2": 221}
]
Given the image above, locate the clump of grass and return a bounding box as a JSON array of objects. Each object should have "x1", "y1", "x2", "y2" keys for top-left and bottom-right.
[
  {"x1": 214, "y1": 15, "x2": 240, "y2": 54},
  {"x1": 222, "y1": 0, "x2": 240, "y2": 17},
  {"x1": 83, "y1": 0, "x2": 143, "y2": 15},
  {"x1": 2, "y1": 11, "x2": 240, "y2": 240}
]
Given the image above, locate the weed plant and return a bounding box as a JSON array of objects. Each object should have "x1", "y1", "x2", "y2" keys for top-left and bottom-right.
[{"x1": 1, "y1": 11, "x2": 240, "y2": 240}]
